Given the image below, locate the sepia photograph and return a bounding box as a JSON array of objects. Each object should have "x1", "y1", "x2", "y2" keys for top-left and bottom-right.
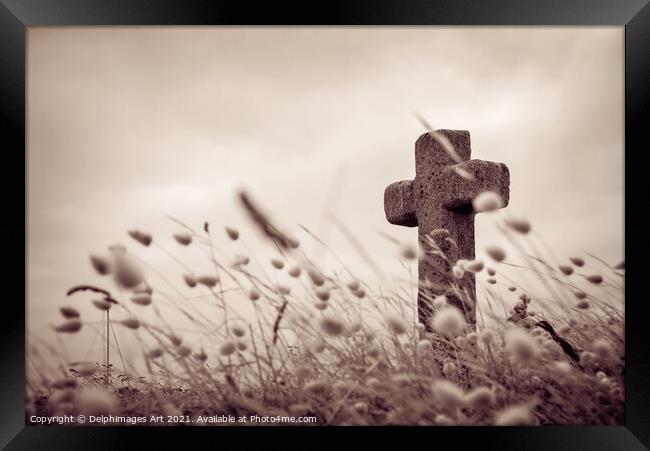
[{"x1": 26, "y1": 26, "x2": 624, "y2": 427}]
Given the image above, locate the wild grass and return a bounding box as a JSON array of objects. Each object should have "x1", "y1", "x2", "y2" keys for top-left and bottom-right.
[{"x1": 27, "y1": 191, "x2": 624, "y2": 426}]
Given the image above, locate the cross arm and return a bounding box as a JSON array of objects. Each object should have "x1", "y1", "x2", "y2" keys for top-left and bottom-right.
[
  {"x1": 441, "y1": 160, "x2": 510, "y2": 212},
  {"x1": 384, "y1": 180, "x2": 418, "y2": 227}
]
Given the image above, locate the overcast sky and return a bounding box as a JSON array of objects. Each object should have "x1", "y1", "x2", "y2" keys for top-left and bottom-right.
[{"x1": 27, "y1": 27, "x2": 623, "y2": 362}]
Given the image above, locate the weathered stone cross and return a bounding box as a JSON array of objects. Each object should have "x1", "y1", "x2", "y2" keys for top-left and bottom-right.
[{"x1": 384, "y1": 130, "x2": 510, "y2": 329}]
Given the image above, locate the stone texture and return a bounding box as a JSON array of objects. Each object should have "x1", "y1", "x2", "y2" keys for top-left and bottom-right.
[{"x1": 384, "y1": 130, "x2": 510, "y2": 329}]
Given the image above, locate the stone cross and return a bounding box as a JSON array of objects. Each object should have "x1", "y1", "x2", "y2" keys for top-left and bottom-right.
[{"x1": 384, "y1": 130, "x2": 510, "y2": 329}]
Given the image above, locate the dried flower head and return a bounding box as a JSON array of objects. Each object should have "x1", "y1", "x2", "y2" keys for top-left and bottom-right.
[
  {"x1": 504, "y1": 329, "x2": 539, "y2": 362},
  {"x1": 505, "y1": 217, "x2": 531, "y2": 234},
  {"x1": 231, "y1": 324, "x2": 247, "y2": 338},
  {"x1": 113, "y1": 253, "x2": 144, "y2": 289},
  {"x1": 92, "y1": 299, "x2": 112, "y2": 311},
  {"x1": 197, "y1": 275, "x2": 219, "y2": 287},
  {"x1": 432, "y1": 380, "x2": 465, "y2": 409},
  {"x1": 232, "y1": 254, "x2": 250, "y2": 266},
  {"x1": 465, "y1": 259, "x2": 485, "y2": 273},
  {"x1": 472, "y1": 191, "x2": 504, "y2": 212},
  {"x1": 431, "y1": 306, "x2": 466, "y2": 336},
  {"x1": 128, "y1": 229, "x2": 152, "y2": 247},
  {"x1": 347, "y1": 279, "x2": 360, "y2": 291},
  {"x1": 183, "y1": 274, "x2": 197, "y2": 288},
  {"x1": 304, "y1": 380, "x2": 329, "y2": 396},
  {"x1": 277, "y1": 284, "x2": 291, "y2": 295},
  {"x1": 485, "y1": 245, "x2": 506, "y2": 262},
  {"x1": 494, "y1": 404, "x2": 535, "y2": 426},
  {"x1": 288, "y1": 266, "x2": 302, "y2": 278},
  {"x1": 60, "y1": 307, "x2": 80, "y2": 319},
  {"x1": 559, "y1": 264, "x2": 574, "y2": 276},
  {"x1": 89, "y1": 254, "x2": 111, "y2": 275},
  {"x1": 569, "y1": 257, "x2": 585, "y2": 267},
  {"x1": 220, "y1": 341, "x2": 237, "y2": 356},
  {"x1": 586, "y1": 274, "x2": 603, "y2": 284},
  {"x1": 465, "y1": 387, "x2": 496, "y2": 409},
  {"x1": 173, "y1": 232, "x2": 192, "y2": 246},
  {"x1": 130, "y1": 293, "x2": 152, "y2": 306},
  {"x1": 249, "y1": 288, "x2": 261, "y2": 301},
  {"x1": 315, "y1": 289, "x2": 330, "y2": 302},
  {"x1": 319, "y1": 317, "x2": 345, "y2": 336},
  {"x1": 271, "y1": 258, "x2": 284, "y2": 269},
  {"x1": 54, "y1": 319, "x2": 82, "y2": 333},
  {"x1": 120, "y1": 318, "x2": 141, "y2": 330},
  {"x1": 148, "y1": 348, "x2": 164, "y2": 359},
  {"x1": 225, "y1": 227, "x2": 239, "y2": 241},
  {"x1": 384, "y1": 313, "x2": 409, "y2": 335}
]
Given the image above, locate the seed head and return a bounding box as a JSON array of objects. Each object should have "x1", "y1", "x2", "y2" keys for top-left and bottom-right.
[
  {"x1": 575, "y1": 299, "x2": 591, "y2": 310},
  {"x1": 92, "y1": 299, "x2": 112, "y2": 311},
  {"x1": 128, "y1": 229, "x2": 153, "y2": 246},
  {"x1": 591, "y1": 338, "x2": 614, "y2": 360},
  {"x1": 465, "y1": 387, "x2": 496, "y2": 409},
  {"x1": 573, "y1": 291, "x2": 587, "y2": 300},
  {"x1": 452, "y1": 265, "x2": 465, "y2": 279},
  {"x1": 173, "y1": 232, "x2": 192, "y2": 246},
  {"x1": 54, "y1": 319, "x2": 82, "y2": 333},
  {"x1": 113, "y1": 254, "x2": 144, "y2": 289},
  {"x1": 319, "y1": 317, "x2": 345, "y2": 336},
  {"x1": 315, "y1": 289, "x2": 330, "y2": 302},
  {"x1": 472, "y1": 191, "x2": 504, "y2": 212},
  {"x1": 287, "y1": 237, "x2": 300, "y2": 249},
  {"x1": 432, "y1": 380, "x2": 464, "y2": 409},
  {"x1": 249, "y1": 288, "x2": 261, "y2": 301},
  {"x1": 183, "y1": 274, "x2": 197, "y2": 288},
  {"x1": 486, "y1": 277, "x2": 497, "y2": 285},
  {"x1": 304, "y1": 380, "x2": 329, "y2": 396},
  {"x1": 442, "y1": 361, "x2": 458, "y2": 377},
  {"x1": 148, "y1": 348, "x2": 164, "y2": 359},
  {"x1": 197, "y1": 275, "x2": 219, "y2": 287},
  {"x1": 559, "y1": 265, "x2": 573, "y2": 276},
  {"x1": 485, "y1": 245, "x2": 506, "y2": 262},
  {"x1": 431, "y1": 307, "x2": 466, "y2": 336},
  {"x1": 60, "y1": 307, "x2": 80, "y2": 319},
  {"x1": 225, "y1": 227, "x2": 239, "y2": 240},
  {"x1": 120, "y1": 318, "x2": 141, "y2": 329},
  {"x1": 231, "y1": 324, "x2": 247, "y2": 338},
  {"x1": 569, "y1": 257, "x2": 585, "y2": 267},
  {"x1": 232, "y1": 254, "x2": 250, "y2": 266},
  {"x1": 487, "y1": 267, "x2": 496, "y2": 276},
  {"x1": 504, "y1": 329, "x2": 539, "y2": 362},
  {"x1": 89, "y1": 254, "x2": 111, "y2": 275},
  {"x1": 384, "y1": 313, "x2": 409, "y2": 335},
  {"x1": 314, "y1": 301, "x2": 328, "y2": 311},
  {"x1": 586, "y1": 274, "x2": 603, "y2": 284},
  {"x1": 479, "y1": 328, "x2": 496, "y2": 344},
  {"x1": 352, "y1": 288, "x2": 366, "y2": 299},
  {"x1": 465, "y1": 259, "x2": 485, "y2": 273},
  {"x1": 288, "y1": 266, "x2": 301, "y2": 277},
  {"x1": 220, "y1": 341, "x2": 237, "y2": 356},
  {"x1": 277, "y1": 284, "x2": 291, "y2": 295},
  {"x1": 130, "y1": 293, "x2": 152, "y2": 306},
  {"x1": 505, "y1": 217, "x2": 531, "y2": 234},
  {"x1": 494, "y1": 404, "x2": 534, "y2": 426},
  {"x1": 400, "y1": 243, "x2": 418, "y2": 260},
  {"x1": 347, "y1": 280, "x2": 360, "y2": 291},
  {"x1": 177, "y1": 345, "x2": 191, "y2": 358},
  {"x1": 308, "y1": 270, "x2": 325, "y2": 287},
  {"x1": 271, "y1": 258, "x2": 284, "y2": 269}
]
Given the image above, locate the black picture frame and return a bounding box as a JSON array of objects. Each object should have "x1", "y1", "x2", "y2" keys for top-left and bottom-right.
[{"x1": 4, "y1": 0, "x2": 649, "y2": 449}]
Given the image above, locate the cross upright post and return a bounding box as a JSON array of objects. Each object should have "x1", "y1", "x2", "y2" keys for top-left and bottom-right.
[{"x1": 384, "y1": 130, "x2": 510, "y2": 330}]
